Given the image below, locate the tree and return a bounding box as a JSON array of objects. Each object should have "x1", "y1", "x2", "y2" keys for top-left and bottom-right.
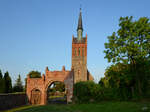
[
  {"x1": 104, "y1": 16, "x2": 150, "y2": 64},
  {"x1": 0, "y1": 70, "x2": 5, "y2": 93},
  {"x1": 4, "y1": 71, "x2": 12, "y2": 93},
  {"x1": 0, "y1": 70, "x2": 2, "y2": 79},
  {"x1": 24, "y1": 78, "x2": 27, "y2": 92},
  {"x1": 104, "y1": 16, "x2": 150, "y2": 96},
  {"x1": 13, "y1": 74, "x2": 23, "y2": 92},
  {"x1": 28, "y1": 71, "x2": 41, "y2": 78},
  {"x1": 54, "y1": 82, "x2": 65, "y2": 92},
  {"x1": 102, "y1": 63, "x2": 134, "y2": 100}
]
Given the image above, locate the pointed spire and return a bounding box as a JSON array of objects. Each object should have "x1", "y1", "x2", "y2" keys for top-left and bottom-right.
[
  {"x1": 77, "y1": 8, "x2": 83, "y2": 31},
  {"x1": 77, "y1": 8, "x2": 83, "y2": 41}
]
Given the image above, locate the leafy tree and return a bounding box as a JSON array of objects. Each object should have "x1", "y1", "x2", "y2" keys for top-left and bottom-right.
[
  {"x1": 0, "y1": 70, "x2": 5, "y2": 93},
  {"x1": 4, "y1": 71, "x2": 12, "y2": 93},
  {"x1": 104, "y1": 16, "x2": 150, "y2": 64},
  {"x1": 13, "y1": 74, "x2": 23, "y2": 92},
  {"x1": 28, "y1": 71, "x2": 41, "y2": 78},
  {"x1": 102, "y1": 63, "x2": 133, "y2": 100},
  {"x1": 104, "y1": 16, "x2": 150, "y2": 97},
  {"x1": 48, "y1": 82, "x2": 65, "y2": 95},
  {"x1": 54, "y1": 82, "x2": 65, "y2": 92},
  {"x1": 100, "y1": 59, "x2": 150, "y2": 100}
]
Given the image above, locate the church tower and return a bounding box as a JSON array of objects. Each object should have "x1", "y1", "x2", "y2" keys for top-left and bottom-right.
[{"x1": 72, "y1": 9, "x2": 88, "y2": 83}]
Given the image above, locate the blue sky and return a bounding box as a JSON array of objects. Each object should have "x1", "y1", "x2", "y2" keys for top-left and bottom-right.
[{"x1": 0, "y1": 0, "x2": 150, "y2": 84}]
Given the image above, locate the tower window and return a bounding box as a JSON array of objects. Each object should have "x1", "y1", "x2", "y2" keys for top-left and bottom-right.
[
  {"x1": 82, "y1": 47, "x2": 84, "y2": 56},
  {"x1": 79, "y1": 47, "x2": 80, "y2": 56},
  {"x1": 78, "y1": 70, "x2": 80, "y2": 77},
  {"x1": 74, "y1": 48, "x2": 76, "y2": 56}
]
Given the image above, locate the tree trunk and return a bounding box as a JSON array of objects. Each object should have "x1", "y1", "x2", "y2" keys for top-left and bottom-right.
[{"x1": 131, "y1": 86, "x2": 134, "y2": 98}]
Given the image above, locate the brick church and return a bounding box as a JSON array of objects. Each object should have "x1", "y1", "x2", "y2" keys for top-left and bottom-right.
[
  {"x1": 26, "y1": 9, "x2": 93, "y2": 105},
  {"x1": 72, "y1": 9, "x2": 93, "y2": 83}
]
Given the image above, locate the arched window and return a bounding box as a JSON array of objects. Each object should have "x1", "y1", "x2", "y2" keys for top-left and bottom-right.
[
  {"x1": 82, "y1": 47, "x2": 84, "y2": 56},
  {"x1": 79, "y1": 47, "x2": 80, "y2": 56},
  {"x1": 78, "y1": 70, "x2": 80, "y2": 77},
  {"x1": 74, "y1": 48, "x2": 76, "y2": 56}
]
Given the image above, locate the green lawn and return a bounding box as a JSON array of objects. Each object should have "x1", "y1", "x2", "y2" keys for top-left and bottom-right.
[{"x1": 5, "y1": 101, "x2": 150, "y2": 112}]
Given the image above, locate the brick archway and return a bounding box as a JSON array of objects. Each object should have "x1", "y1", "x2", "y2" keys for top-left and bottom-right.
[
  {"x1": 26, "y1": 66, "x2": 74, "y2": 105},
  {"x1": 46, "y1": 81, "x2": 67, "y2": 104}
]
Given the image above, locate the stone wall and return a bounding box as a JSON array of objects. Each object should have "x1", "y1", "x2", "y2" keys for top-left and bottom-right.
[{"x1": 0, "y1": 93, "x2": 27, "y2": 111}]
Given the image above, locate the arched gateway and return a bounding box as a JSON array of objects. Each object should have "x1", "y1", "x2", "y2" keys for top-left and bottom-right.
[
  {"x1": 27, "y1": 66, "x2": 74, "y2": 105},
  {"x1": 26, "y1": 9, "x2": 94, "y2": 105}
]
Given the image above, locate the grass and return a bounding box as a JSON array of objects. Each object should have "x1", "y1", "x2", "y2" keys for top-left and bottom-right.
[
  {"x1": 4, "y1": 101, "x2": 150, "y2": 112},
  {"x1": 3, "y1": 105, "x2": 36, "y2": 112},
  {"x1": 49, "y1": 95, "x2": 65, "y2": 99}
]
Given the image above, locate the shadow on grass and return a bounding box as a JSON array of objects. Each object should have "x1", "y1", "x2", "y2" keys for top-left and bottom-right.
[{"x1": 3, "y1": 101, "x2": 150, "y2": 112}]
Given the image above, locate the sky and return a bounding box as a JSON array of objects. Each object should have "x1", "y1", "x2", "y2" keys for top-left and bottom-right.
[{"x1": 0, "y1": 0, "x2": 150, "y2": 85}]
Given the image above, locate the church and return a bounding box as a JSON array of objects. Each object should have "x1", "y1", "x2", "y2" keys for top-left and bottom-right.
[
  {"x1": 26, "y1": 9, "x2": 94, "y2": 105},
  {"x1": 72, "y1": 9, "x2": 93, "y2": 83}
]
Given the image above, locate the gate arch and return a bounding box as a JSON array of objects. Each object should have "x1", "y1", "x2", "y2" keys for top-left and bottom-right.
[
  {"x1": 46, "y1": 81, "x2": 67, "y2": 104},
  {"x1": 26, "y1": 66, "x2": 74, "y2": 105}
]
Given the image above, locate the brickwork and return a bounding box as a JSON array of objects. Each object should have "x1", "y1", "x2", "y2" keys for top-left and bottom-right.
[
  {"x1": 26, "y1": 66, "x2": 74, "y2": 105},
  {"x1": 72, "y1": 34, "x2": 94, "y2": 83}
]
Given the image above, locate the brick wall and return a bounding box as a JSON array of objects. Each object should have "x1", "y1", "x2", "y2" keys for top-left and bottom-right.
[
  {"x1": 0, "y1": 93, "x2": 27, "y2": 111},
  {"x1": 26, "y1": 66, "x2": 74, "y2": 105}
]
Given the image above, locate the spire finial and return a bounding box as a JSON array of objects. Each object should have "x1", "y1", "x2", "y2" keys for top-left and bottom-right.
[{"x1": 80, "y1": 4, "x2": 82, "y2": 11}]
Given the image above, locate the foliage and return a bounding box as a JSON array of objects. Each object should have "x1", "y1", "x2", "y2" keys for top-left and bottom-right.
[
  {"x1": 53, "y1": 82, "x2": 65, "y2": 92},
  {"x1": 99, "y1": 60, "x2": 150, "y2": 100},
  {"x1": 28, "y1": 71, "x2": 41, "y2": 78},
  {"x1": 47, "y1": 82, "x2": 65, "y2": 97},
  {"x1": 103, "y1": 16, "x2": 150, "y2": 100},
  {"x1": 0, "y1": 70, "x2": 5, "y2": 93},
  {"x1": 4, "y1": 71, "x2": 12, "y2": 93},
  {"x1": 73, "y1": 81, "x2": 102, "y2": 103},
  {"x1": 6, "y1": 102, "x2": 150, "y2": 112},
  {"x1": 104, "y1": 16, "x2": 150, "y2": 64},
  {"x1": 13, "y1": 75, "x2": 24, "y2": 92},
  {"x1": 24, "y1": 78, "x2": 27, "y2": 92}
]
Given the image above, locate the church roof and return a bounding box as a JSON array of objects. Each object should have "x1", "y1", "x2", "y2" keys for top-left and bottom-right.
[{"x1": 77, "y1": 9, "x2": 83, "y2": 31}]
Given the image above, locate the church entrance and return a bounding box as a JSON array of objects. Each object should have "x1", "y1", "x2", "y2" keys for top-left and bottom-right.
[
  {"x1": 47, "y1": 81, "x2": 67, "y2": 104},
  {"x1": 30, "y1": 89, "x2": 41, "y2": 105}
]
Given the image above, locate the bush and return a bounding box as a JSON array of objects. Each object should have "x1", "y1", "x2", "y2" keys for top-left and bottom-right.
[
  {"x1": 73, "y1": 81, "x2": 132, "y2": 103},
  {"x1": 73, "y1": 81, "x2": 102, "y2": 103},
  {"x1": 28, "y1": 71, "x2": 41, "y2": 78}
]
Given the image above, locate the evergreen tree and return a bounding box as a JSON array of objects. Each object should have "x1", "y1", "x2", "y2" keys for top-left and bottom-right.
[
  {"x1": 4, "y1": 71, "x2": 12, "y2": 93},
  {"x1": 13, "y1": 74, "x2": 23, "y2": 92},
  {"x1": 0, "y1": 70, "x2": 5, "y2": 93},
  {"x1": 0, "y1": 70, "x2": 2, "y2": 79},
  {"x1": 24, "y1": 78, "x2": 27, "y2": 92}
]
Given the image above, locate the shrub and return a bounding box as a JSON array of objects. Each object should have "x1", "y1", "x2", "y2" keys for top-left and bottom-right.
[{"x1": 73, "y1": 81, "x2": 102, "y2": 103}]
